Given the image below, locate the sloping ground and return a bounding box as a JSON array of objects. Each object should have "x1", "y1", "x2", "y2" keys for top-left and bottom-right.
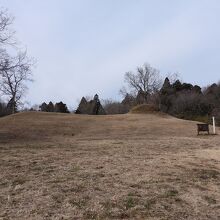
[
  {"x1": 130, "y1": 104, "x2": 159, "y2": 114},
  {"x1": 0, "y1": 111, "x2": 201, "y2": 142},
  {"x1": 0, "y1": 112, "x2": 220, "y2": 219}
]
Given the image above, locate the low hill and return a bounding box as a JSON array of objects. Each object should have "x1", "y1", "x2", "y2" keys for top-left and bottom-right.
[
  {"x1": 130, "y1": 104, "x2": 160, "y2": 114},
  {"x1": 0, "y1": 111, "x2": 204, "y2": 142},
  {"x1": 0, "y1": 112, "x2": 219, "y2": 219}
]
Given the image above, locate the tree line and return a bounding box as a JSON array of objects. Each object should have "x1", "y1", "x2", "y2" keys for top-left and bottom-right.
[
  {"x1": 107, "y1": 63, "x2": 220, "y2": 125},
  {"x1": 0, "y1": 8, "x2": 220, "y2": 125},
  {"x1": 39, "y1": 102, "x2": 69, "y2": 113}
]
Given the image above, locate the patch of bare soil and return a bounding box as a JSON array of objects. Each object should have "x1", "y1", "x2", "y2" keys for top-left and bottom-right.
[{"x1": 0, "y1": 112, "x2": 219, "y2": 219}]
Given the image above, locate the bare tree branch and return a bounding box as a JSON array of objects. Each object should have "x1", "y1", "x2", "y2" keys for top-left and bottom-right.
[{"x1": 0, "y1": 8, "x2": 15, "y2": 45}]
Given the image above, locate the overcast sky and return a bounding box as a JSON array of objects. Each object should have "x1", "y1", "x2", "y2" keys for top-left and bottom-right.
[{"x1": 1, "y1": 0, "x2": 220, "y2": 109}]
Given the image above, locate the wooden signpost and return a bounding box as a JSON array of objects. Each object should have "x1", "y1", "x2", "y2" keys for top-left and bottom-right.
[
  {"x1": 197, "y1": 117, "x2": 217, "y2": 135},
  {"x1": 197, "y1": 123, "x2": 209, "y2": 135},
  {"x1": 213, "y1": 116, "x2": 216, "y2": 135}
]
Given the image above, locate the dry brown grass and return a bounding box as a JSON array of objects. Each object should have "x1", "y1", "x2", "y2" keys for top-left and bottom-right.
[
  {"x1": 0, "y1": 111, "x2": 220, "y2": 219},
  {"x1": 130, "y1": 104, "x2": 159, "y2": 114}
]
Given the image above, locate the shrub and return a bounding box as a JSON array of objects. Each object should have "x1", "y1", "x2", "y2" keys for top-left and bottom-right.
[
  {"x1": 0, "y1": 101, "x2": 10, "y2": 117},
  {"x1": 103, "y1": 99, "x2": 130, "y2": 114}
]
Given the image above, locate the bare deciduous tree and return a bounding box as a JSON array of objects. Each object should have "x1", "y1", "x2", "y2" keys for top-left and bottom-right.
[
  {"x1": 120, "y1": 63, "x2": 162, "y2": 103},
  {"x1": 0, "y1": 8, "x2": 34, "y2": 114},
  {"x1": 0, "y1": 51, "x2": 33, "y2": 113}
]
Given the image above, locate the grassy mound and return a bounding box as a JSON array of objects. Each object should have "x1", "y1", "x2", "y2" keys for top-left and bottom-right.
[{"x1": 130, "y1": 104, "x2": 159, "y2": 114}]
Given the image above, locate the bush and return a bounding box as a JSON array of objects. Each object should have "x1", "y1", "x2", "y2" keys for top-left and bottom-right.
[
  {"x1": 55, "y1": 102, "x2": 69, "y2": 113},
  {"x1": 40, "y1": 101, "x2": 69, "y2": 113},
  {"x1": 212, "y1": 108, "x2": 220, "y2": 126},
  {"x1": 103, "y1": 100, "x2": 130, "y2": 114},
  {"x1": 0, "y1": 101, "x2": 10, "y2": 117}
]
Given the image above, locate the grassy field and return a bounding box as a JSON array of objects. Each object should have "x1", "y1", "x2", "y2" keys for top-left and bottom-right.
[{"x1": 0, "y1": 112, "x2": 219, "y2": 219}]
